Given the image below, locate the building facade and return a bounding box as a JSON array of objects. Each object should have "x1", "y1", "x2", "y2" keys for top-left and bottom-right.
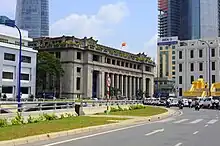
[
  {"x1": 30, "y1": 36, "x2": 155, "y2": 99},
  {"x1": 15, "y1": 0, "x2": 49, "y2": 38},
  {"x1": 175, "y1": 38, "x2": 220, "y2": 97},
  {"x1": 158, "y1": 0, "x2": 220, "y2": 40},
  {"x1": 0, "y1": 24, "x2": 37, "y2": 99}
]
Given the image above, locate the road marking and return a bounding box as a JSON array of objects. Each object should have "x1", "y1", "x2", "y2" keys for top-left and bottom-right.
[
  {"x1": 41, "y1": 122, "x2": 151, "y2": 146},
  {"x1": 205, "y1": 124, "x2": 208, "y2": 127},
  {"x1": 207, "y1": 119, "x2": 218, "y2": 124},
  {"x1": 157, "y1": 118, "x2": 175, "y2": 123},
  {"x1": 193, "y1": 131, "x2": 199, "y2": 135},
  {"x1": 145, "y1": 128, "x2": 164, "y2": 136},
  {"x1": 173, "y1": 119, "x2": 189, "y2": 124},
  {"x1": 174, "y1": 142, "x2": 182, "y2": 146},
  {"x1": 190, "y1": 119, "x2": 203, "y2": 124}
]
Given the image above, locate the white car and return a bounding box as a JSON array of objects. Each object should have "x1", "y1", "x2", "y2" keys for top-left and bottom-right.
[
  {"x1": 182, "y1": 98, "x2": 189, "y2": 106},
  {"x1": 202, "y1": 97, "x2": 213, "y2": 108}
]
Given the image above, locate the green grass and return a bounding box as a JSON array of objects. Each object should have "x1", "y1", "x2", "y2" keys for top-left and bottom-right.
[
  {"x1": 0, "y1": 116, "x2": 127, "y2": 141},
  {"x1": 101, "y1": 106, "x2": 167, "y2": 117}
]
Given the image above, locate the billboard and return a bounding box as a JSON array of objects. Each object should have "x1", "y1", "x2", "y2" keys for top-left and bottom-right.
[{"x1": 157, "y1": 36, "x2": 178, "y2": 46}]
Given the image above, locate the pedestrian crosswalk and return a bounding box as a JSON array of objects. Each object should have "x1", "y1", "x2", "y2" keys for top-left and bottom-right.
[{"x1": 159, "y1": 118, "x2": 219, "y2": 125}]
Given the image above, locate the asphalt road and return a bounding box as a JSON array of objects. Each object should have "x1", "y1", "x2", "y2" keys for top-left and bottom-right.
[{"x1": 21, "y1": 107, "x2": 220, "y2": 146}]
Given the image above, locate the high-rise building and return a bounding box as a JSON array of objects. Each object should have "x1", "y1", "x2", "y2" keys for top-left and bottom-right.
[
  {"x1": 15, "y1": 0, "x2": 49, "y2": 38},
  {"x1": 158, "y1": 0, "x2": 220, "y2": 40}
]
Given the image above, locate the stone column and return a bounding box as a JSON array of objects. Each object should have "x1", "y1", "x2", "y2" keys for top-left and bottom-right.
[
  {"x1": 121, "y1": 75, "x2": 124, "y2": 96},
  {"x1": 137, "y1": 77, "x2": 140, "y2": 91},
  {"x1": 129, "y1": 76, "x2": 132, "y2": 99},
  {"x1": 133, "y1": 77, "x2": 136, "y2": 97},
  {"x1": 116, "y1": 74, "x2": 119, "y2": 89},
  {"x1": 142, "y1": 76, "x2": 146, "y2": 93},
  {"x1": 84, "y1": 66, "x2": 92, "y2": 98},
  {"x1": 124, "y1": 76, "x2": 128, "y2": 97},
  {"x1": 111, "y1": 73, "x2": 114, "y2": 88},
  {"x1": 99, "y1": 71, "x2": 105, "y2": 99},
  {"x1": 149, "y1": 77, "x2": 154, "y2": 97}
]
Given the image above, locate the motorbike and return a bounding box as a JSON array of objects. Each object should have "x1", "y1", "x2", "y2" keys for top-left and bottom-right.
[
  {"x1": 195, "y1": 104, "x2": 200, "y2": 111},
  {"x1": 179, "y1": 104, "x2": 183, "y2": 109},
  {"x1": 166, "y1": 101, "x2": 170, "y2": 108}
]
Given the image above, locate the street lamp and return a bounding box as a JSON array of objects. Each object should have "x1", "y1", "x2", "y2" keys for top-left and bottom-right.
[
  {"x1": 198, "y1": 40, "x2": 211, "y2": 96},
  {"x1": 4, "y1": 20, "x2": 22, "y2": 111}
]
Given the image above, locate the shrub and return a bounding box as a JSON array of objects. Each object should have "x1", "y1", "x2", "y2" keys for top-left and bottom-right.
[
  {"x1": 27, "y1": 115, "x2": 40, "y2": 124},
  {"x1": 11, "y1": 112, "x2": 25, "y2": 125},
  {"x1": 110, "y1": 107, "x2": 118, "y2": 112},
  {"x1": 43, "y1": 113, "x2": 58, "y2": 121},
  {"x1": 0, "y1": 119, "x2": 8, "y2": 127},
  {"x1": 118, "y1": 106, "x2": 124, "y2": 111}
]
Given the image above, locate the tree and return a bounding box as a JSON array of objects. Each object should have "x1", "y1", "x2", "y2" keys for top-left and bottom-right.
[{"x1": 36, "y1": 52, "x2": 64, "y2": 93}]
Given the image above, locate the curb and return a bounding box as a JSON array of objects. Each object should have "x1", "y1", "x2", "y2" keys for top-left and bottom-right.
[{"x1": 0, "y1": 108, "x2": 178, "y2": 146}]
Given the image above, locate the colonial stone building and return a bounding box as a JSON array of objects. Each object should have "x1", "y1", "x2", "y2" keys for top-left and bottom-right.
[{"x1": 30, "y1": 36, "x2": 155, "y2": 99}]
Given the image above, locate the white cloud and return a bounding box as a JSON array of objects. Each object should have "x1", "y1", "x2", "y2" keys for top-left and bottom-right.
[
  {"x1": 143, "y1": 33, "x2": 158, "y2": 59},
  {"x1": 50, "y1": 2, "x2": 129, "y2": 40},
  {"x1": 0, "y1": 0, "x2": 17, "y2": 18}
]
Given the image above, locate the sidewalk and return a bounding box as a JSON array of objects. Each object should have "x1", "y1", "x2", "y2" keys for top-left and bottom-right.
[{"x1": 0, "y1": 108, "x2": 178, "y2": 146}]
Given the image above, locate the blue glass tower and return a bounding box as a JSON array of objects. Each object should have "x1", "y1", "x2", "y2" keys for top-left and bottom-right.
[{"x1": 15, "y1": 0, "x2": 49, "y2": 38}]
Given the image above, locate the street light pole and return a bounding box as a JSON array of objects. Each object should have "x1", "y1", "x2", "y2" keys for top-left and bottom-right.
[
  {"x1": 199, "y1": 40, "x2": 211, "y2": 96},
  {"x1": 4, "y1": 20, "x2": 22, "y2": 111}
]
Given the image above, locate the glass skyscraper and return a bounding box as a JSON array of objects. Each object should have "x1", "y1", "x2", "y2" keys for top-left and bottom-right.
[
  {"x1": 15, "y1": 0, "x2": 49, "y2": 38},
  {"x1": 158, "y1": 0, "x2": 220, "y2": 40}
]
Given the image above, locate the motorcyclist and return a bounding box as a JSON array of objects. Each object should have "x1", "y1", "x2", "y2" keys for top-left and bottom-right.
[
  {"x1": 166, "y1": 98, "x2": 171, "y2": 107},
  {"x1": 188, "y1": 99, "x2": 192, "y2": 108},
  {"x1": 195, "y1": 99, "x2": 200, "y2": 110}
]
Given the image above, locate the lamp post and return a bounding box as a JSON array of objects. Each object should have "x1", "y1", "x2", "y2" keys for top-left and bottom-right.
[
  {"x1": 5, "y1": 20, "x2": 22, "y2": 111},
  {"x1": 198, "y1": 40, "x2": 211, "y2": 96}
]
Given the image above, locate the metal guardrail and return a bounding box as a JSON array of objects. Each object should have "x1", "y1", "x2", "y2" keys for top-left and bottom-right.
[{"x1": 0, "y1": 100, "x2": 143, "y2": 113}]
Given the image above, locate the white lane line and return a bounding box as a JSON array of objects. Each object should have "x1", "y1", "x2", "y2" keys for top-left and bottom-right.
[
  {"x1": 207, "y1": 119, "x2": 218, "y2": 124},
  {"x1": 193, "y1": 131, "x2": 199, "y2": 135},
  {"x1": 145, "y1": 128, "x2": 164, "y2": 136},
  {"x1": 205, "y1": 124, "x2": 208, "y2": 127},
  {"x1": 173, "y1": 119, "x2": 189, "y2": 124},
  {"x1": 174, "y1": 142, "x2": 182, "y2": 146},
  {"x1": 157, "y1": 118, "x2": 175, "y2": 123},
  {"x1": 190, "y1": 119, "x2": 203, "y2": 124},
  {"x1": 41, "y1": 122, "x2": 151, "y2": 146}
]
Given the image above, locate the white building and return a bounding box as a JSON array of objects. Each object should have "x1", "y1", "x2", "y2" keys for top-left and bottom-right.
[
  {"x1": 0, "y1": 24, "x2": 37, "y2": 99},
  {"x1": 175, "y1": 38, "x2": 220, "y2": 97}
]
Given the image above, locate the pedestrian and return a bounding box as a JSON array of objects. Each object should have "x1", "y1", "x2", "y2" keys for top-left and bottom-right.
[{"x1": 188, "y1": 98, "x2": 192, "y2": 108}]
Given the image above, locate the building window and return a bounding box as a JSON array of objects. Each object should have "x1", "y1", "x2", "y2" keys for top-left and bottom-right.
[
  {"x1": 172, "y1": 61, "x2": 175, "y2": 64},
  {"x1": 172, "y1": 46, "x2": 175, "y2": 49},
  {"x1": 179, "y1": 51, "x2": 182, "y2": 59},
  {"x1": 172, "y1": 56, "x2": 175, "y2": 59},
  {"x1": 199, "y1": 63, "x2": 203, "y2": 71},
  {"x1": 172, "y1": 66, "x2": 175, "y2": 70},
  {"x1": 126, "y1": 63, "x2": 129, "y2": 67},
  {"x1": 21, "y1": 56, "x2": 31, "y2": 63},
  {"x1": 191, "y1": 76, "x2": 194, "y2": 83},
  {"x1": 93, "y1": 54, "x2": 99, "y2": 61},
  {"x1": 2, "y1": 72, "x2": 13, "y2": 79},
  {"x1": 77, "y1": 67, "x2": 81, "y2": 73},
  {"x1": 130, "y1": 63, "x2": 133, "y2": 68},
  {"x1": 190, "y1": 63, "x2": 194, "y2": 71},
  {"x1": 179, "y1": 64, "x2": 182, "y2": 72},
  {"x1": 77, "y1": 52, "x2": 81, "y2": 60},
  {"x1": 172, "y1": 72, "x2": 175, "y2": 75},
  {"x1": 179, "y1": 88, "x2": 182, "y2": 96},
  {"x1": 76, "y1": 77, "x2": 80, "y2": 90},
  {"x1": 2, "y1": 86, "x2": 13, "y2": 94},
  {"x1": 190, "y1": 50, "x2": 194, "y2": 58},
  {"x1": 21, "y1": 87, "x2": 29, "y2": 94},
  {"x1": 179, "y1": 76, "x2": 182, "y2": 84},
  {"x1": 212, "y1": 62, "x2": 215, "y2": 70},
  {"x1": 117, "y1": 61, "x2": 120, "y2": 66},
  {"x1": 4, "y1": 53, "x2": 15, "y2": 61},
  {"x1": 199, "y1": 49, "x2": 203, "y2": 58},
  {"x1": 165, "y1": 46, "x2": 168, "y2": 49},
  {"x1": 112, "y1": 60, "x2": 115, "y2": 65},
  {"x1": 212, "y1": 75, "x2": 215, "y2": 83},
  {"x1": 21, "y1": 73, "x2": 29, "y2": 81},
  {"x1": 145, "y1": 66, "x2": 151, "y2": 71},
  {"x1": 160, "y1": 47, "x2": 163, "y2": 50},
  {"x1": 133, "y1": 64, "x2": 136, "y2": 69},
  {"x1": 211, "y1": 48, "x2": 215, "y2": 57},
  {"x1": 172, "y1": 51, "x2": 175, "y2": 54},
  {"x1": 107, "y1": 58, "x2": 111, "y2": 64},
  {"x1": 199, "y1": 75, "x2": 203, "y2": 78}
]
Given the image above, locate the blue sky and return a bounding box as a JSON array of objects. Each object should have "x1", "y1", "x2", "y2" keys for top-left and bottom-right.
[{"x1": 0, "y1": 0, "x2": 157, "y2": 58}]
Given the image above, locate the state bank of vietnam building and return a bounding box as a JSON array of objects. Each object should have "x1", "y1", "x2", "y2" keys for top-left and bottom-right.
[{"x1": 30, "y1": 36, "x2": 155, "y2": 99}]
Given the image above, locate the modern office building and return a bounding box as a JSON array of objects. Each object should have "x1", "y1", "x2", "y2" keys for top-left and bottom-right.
[
  {"x1": 155, "y1": 36, "x2": 178, "y2": 97},
  {"x1": 175, "y1": 38, "x2": 220, "y2": 97},
  {"x1": 158, "y1": 0, "x2": 220, "y2": 40},
  {"x1": 0, "y1": 24, "x2": 37, "y2": 99},
  {"x1": 15, "y1": 0, "x2": 49, "y2": 38},
  {"x1": 0, "y1": 16, "x2": 15, "y2": 25},
  {"x1": 29, "y1": 36, "x2": 155, "y2": 99}
]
